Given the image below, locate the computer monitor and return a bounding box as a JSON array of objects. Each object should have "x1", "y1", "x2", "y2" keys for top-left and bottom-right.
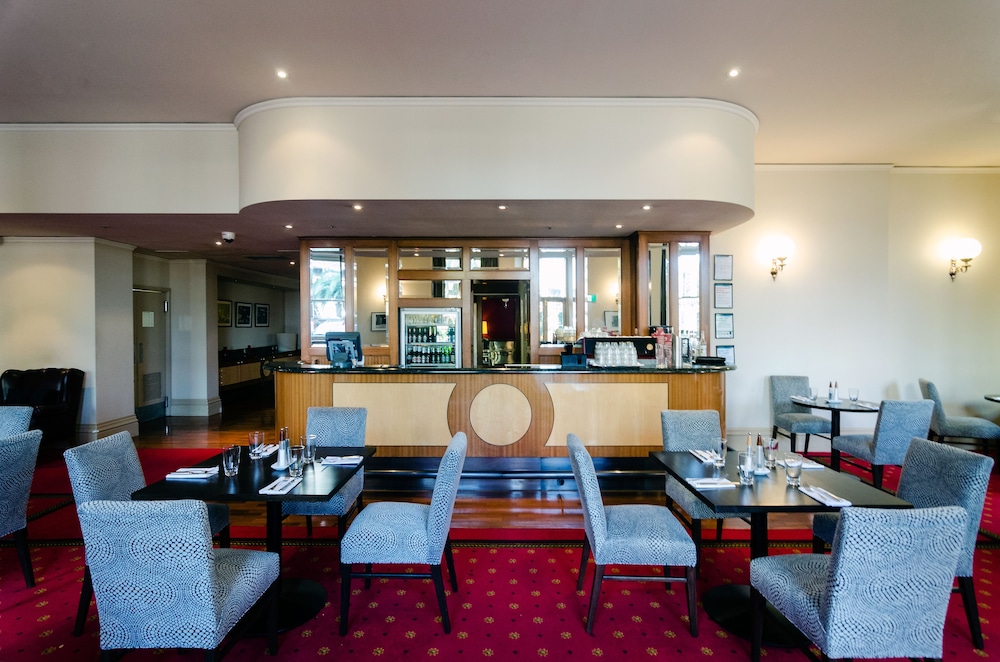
[{"x1": 325, "y1": 332, "x2": 363, "y2": 368}]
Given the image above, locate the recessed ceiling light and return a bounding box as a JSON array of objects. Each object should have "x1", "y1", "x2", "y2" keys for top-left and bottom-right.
[
  {"x1": 276, "y1": 69, "x2": 288, "y2": 79},
  {"x1": 728, "y1": 68, "x2": 740, "y2": 78},
  {"x1": 353, "y1": 204, "x2": 364, "y2": 211},
  {"x1": 215, "y1": 240, "x2": 223, "y2": 246},
  {"x1": 498, "y1": 205, "x2": 507, "y2": 210},
  {"x1": 289, "y1": 261, "x2": 296, "y2": 266},
  {"x1": 642, "y1": 205, "x2": 651, "y2": 211},
  {"x1": 615, "y1": 224, "x2": 623, "y2": 229}
]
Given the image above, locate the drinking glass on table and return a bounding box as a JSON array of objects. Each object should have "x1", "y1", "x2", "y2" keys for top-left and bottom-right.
[
  {"x1": 737, "y1": 451, "x2": 755, "y2": 485},
  {"x1": 248, "y1": 430, "x2": 264, "y2": 458},
  {"x1": 764, "y1": 437, "x2": 779, "y2": 469},
  {"x1": 849, "y1": 388, "x2": 860, "y2": 402},
  {"x1": 784, "y1": 452, "x2": 803, "y2": 487},
  {"x1": 222, "y1": 445, "x2": 241, "y2": 477},
  {"x1": 288, "y1": 445, "x2": 306, "y2": 478},
  {"x1": 809, "y1": 387, "x2": 819, "y2": 401},
  {"x1": 713, "y1": 438, "x2": 728, "y2": 467},
  {"x1": 301, "y1": 434, "x2": 317, "y2": 464}
]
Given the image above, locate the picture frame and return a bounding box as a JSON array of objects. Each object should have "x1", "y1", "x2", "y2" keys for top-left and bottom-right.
[
  {"x1": 603, "y1": 310, "x2": 620, "y2": 331},
  {"x1": 217, "y1": 300, "x2": 232, "y2": 327},
  {"x1": 714, "y1": 282, "x2": 733, "y2": 309},
  {"x1": 371, "y1": 311, "x2": 388, "y2": 332},
  {"x1": 254, "y1": 303, "x2": 270, "y2": 327},
  {"x1": 714, "y1": 312, "x2": 734, "y2": 339},
  {"x1": 235, "y1": 302, "x2": 252, "y2": 328},
  {"x1": 713, "y1": 254, "x2": 734, "y2": 281},
  {"x1": 716, "y1": 344, "x2": 736, "y2": 366}
]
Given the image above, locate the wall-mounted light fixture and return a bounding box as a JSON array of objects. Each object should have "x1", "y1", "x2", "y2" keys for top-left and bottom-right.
[
  {"x1": 948, "y1": 237, "x2": 982, "y2": 280},
  {"x1": 767, "y1": 236, "x2": 795, "y2": 280}
]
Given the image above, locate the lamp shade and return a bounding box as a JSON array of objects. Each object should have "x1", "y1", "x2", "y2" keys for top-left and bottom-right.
[{"x1": 952, "y1": 237, "x2": 982, "y2": 260}]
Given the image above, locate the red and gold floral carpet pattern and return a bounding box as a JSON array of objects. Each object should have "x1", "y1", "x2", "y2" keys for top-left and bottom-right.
[{"x1": 0, "y1": 538, "x2": 994, "y2": 661}]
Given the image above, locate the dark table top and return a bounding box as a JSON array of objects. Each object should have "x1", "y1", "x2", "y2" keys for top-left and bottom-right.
[
  {"x1": 790, "y1": 395, "x2": 881, "y2": 413},
  {"x1": 133, "y1": 446, "x2": 374, "y2": 503},
  {"x1": 651, "y1": 450, "x2": 910, "y2": 515}
]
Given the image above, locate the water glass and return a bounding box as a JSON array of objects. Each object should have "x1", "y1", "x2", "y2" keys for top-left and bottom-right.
[
  {"x1": 288, "y1": 445, "x2": 306, "y2": 478},
  {"x1": 248, "y1": 430, "x2": 264, "y2": 458},
  {"x1": 764, "y1": 437, "x2": 779, "y2": 469},
  {"x1": 849, "y1": 388, "x2": 860, "y2": 402},
  {"x1": 713, "y1": 438, "x2": 728, "y2": 467},
  {"x1": 809, "y1": 387, "x2": 818, "y2": 400},
  {"x1": 784, "y1": 452, "x2": 803, "y2": 487},
  {"x1": 301, "y1": 434, "x2": 317, "y2": 464},
  {"x1": 222, "y1": 445, "x2": 241, "y2": 477},
  {"x1": 737, "y1": 451, "x2": 755, "y2": 485}
]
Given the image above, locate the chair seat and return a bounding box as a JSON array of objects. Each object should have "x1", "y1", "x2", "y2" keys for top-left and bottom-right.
[
  {"x1": 936, "y1": 416, "x2": 1000, "y2": 440},
  {"x1": 212, "y1": 549, "x2": 280, "y2": 647},
  {"x1": 832, "y1": 434, "x2": 878, "y2": 462},
  {"x1": 751, "y1": 554, "x2": 831, "y2": 652},
  {"x1": 340, "y1": 501, "x2": 432, "y2": 565},
  {"x1": 667, "y1": 476, "x2": 752, "y2": 521},
  {"x1": 597, "y1": 504, "x2": 696, "y2": 566},
  {"x1": 281, "y1": 471, "x2": 362, "y2": 517},
  {"x1": 775, "y1": 413, "x2": 831, "y2": 435}
]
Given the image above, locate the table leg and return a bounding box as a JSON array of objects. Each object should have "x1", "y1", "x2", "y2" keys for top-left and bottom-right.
[{"x1": 830, "y1": 411, "x2": 842, "y2": 470}]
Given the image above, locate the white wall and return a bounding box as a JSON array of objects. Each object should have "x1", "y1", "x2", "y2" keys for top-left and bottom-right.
[
  {"x1": 93, "y1": 240, "x2": 138, "y2": 437},
  {"x1": 711, "y1": 167, "x2": 1000, "y2": 448}
]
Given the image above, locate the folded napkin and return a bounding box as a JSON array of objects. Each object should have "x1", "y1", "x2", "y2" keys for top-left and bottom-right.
[
  {"x1": 852, "y1": 401, "x2": 880, "y2": 411},
  {"x1": 165, "y1": 466, "x2": 219, "y2": 480},
  {"x1": 688, "y1": 449, "x2": 716, "y2": 463},
  {"x1": 257, "y1": 444, "x2": 279, "y2": 457},
  {"x1": 259, "y1": 476, "x2": 302, "y2": 495},
  {"x1": 775, "y1": 457, "x2": 825, "y2": 470},
  {"x1": 799, "y1": 485, "x2": 851, "y2": 507},
  {"x1": 687, "y1": 477, "x2": 737, "y2": 489},
  {"x1": 790, "y1": 395, "x2": 816, "y2": 405},
  {"x1": 321, "y1": 455, "x2": 364, "y2": 466}
]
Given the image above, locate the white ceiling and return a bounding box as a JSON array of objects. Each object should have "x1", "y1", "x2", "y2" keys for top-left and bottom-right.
[{"x1": 1, "y1": 0, "x2": 998, "y2": 277}]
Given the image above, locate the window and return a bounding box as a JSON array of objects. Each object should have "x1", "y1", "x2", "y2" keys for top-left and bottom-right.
[
  {"x1": 309, "y1": 248, "x2": 346, "y2": 345},
  {"x1": 539, "y1": 248, "x2": 576, "y2": 344}
]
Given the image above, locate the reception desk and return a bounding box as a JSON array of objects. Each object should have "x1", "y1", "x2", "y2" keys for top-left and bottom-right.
[{"x1": 269, "y1": 362, "x2": 731, "y2": 459}]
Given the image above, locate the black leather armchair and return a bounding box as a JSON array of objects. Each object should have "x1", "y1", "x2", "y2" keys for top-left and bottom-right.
[{"x1": 0, "y1": 368, "x2": 84, "y2": 446}]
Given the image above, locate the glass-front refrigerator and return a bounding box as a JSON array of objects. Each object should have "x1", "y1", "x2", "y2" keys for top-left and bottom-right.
[{"x1": 399, "y1": 308, "x2": 462, "y2": 368}]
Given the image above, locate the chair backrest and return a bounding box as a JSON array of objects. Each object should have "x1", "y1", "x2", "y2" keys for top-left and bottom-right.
[
  {"x1": 425, "y1": 432, "x2": 468, "y2": 561},
  {"x1": 567, "y1": 433, "x2": 607, "y2": 554},
  {"x1": 769, "y1": 375, "x2": 810, "y2": 420},
  {"x1": 869, "y1": 399, "x2": 933, "y2": 464},
  {"x1": 63, "y1": 431, "x2": 145, "y2": 505},
  {"x1": 918, "y1": 378, "x2": 947, "y2": 431},
  {"x1": 0, "y1": 429, "x2": 44, "y2": 537},
  {"x1": 76, "y1": 499, "x2": 221, "y2": 650},
  {"x1": 898, "y1": 437, "x2": 993, "y2": 577},
  {"x1": 0, "y1": 405, "x2": 34, "y2": 437},
  {"x1": 660, "y1": 409, "x2": 722, "y2": 452},
  {"x1": 823, "y1": 506, "x2": 967, "y2": 660},
  {"x1": 306, "y1": 406, "x2": 367, "y2": 447}
]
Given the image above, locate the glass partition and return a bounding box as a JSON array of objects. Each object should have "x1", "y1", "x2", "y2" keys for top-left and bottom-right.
[
  {"x1": 308, "y1": 247, "x2": 346, "y2": 345},
  {"x1": 398, "y1": 247, "x2": 462, "y2": 270},
  {"x1": 538, "y1": 248, "x2": 576, "y2": 344},
  {"x1": 470, "y1": 247, "x2": 529, "y2": 270},
  {"x1": 354, "y1": 248, "x2": 389, "y2": 346},
  {"x1": 399, "y1": 279, "x2": 462, "y2": 299},
  {"x1": 584, "y1": 248, "x2": 621, "y2": 333}
]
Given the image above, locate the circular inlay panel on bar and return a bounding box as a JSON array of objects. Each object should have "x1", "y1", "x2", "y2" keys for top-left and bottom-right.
[{"x1": 469, "y1": 383, "x2": 532, "y2": 446}]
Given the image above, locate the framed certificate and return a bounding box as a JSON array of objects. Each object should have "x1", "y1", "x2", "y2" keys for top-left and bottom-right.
[
  {"x1": 713, "y1": 254, "x2": 733, "y2": 281},
  {"x1": 716, "y1": 345, "x2": 736, "y2": 366},
  {"x1": 715, "y1": 312, "x2": 734, "y2": 339},
  {"x1": 714, "y1": 283, "x2": 733, "y2": 309}
]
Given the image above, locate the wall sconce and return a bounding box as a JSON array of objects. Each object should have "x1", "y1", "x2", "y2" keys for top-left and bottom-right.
[
  {"x1": 767, "y1": 236, "x2": 794, "y2": 280},
  {"x1": 948, "y1": 237, "x2": 982, "y2": 280},
  {"x1": 770, "y1": 256, "x2": 787, "y2": 280}
]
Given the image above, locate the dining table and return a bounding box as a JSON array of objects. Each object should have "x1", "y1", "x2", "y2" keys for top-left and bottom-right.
[
  {"x1": 133, "y1": 445, "x2": 374, "y2": 633},
  {"x1": 790, "y1": 394, "x2": 880, "y2": 438},
  {"x1": 986, "y1": 395, "x2": 1000, "y2": 403},
  {"x1": 651, "y1": 449, "x2": 910, "y2": 646}
]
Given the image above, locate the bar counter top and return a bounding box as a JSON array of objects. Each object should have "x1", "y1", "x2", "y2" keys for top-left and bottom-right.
[{"x1": 265, "y1": 358, "x2": 734, "y2": 375}]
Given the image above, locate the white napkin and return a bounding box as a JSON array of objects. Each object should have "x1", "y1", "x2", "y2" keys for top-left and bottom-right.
[
  {"x1": 687, "y1": 477, "x2": 738, "y2": 489},
  {"x1": 259, "y1": 476, "x2": 302, "y2": 495},
  {"x1": 257, "y1": 444, "x2": 279, "y2": 458},
  {"x1": 321, "y1": 455, "x2": 364, "y2": 466},
  {"x1": 165, "y1": 466, "x2": 219, "y2": 480},
  {"x1": 688, "y1": 449, "x2": 715, "y2": 463},
  {"x1": 852, "y1": 401, "x2": 880, "y2": 411},
  {"x1": 790, "y1": 395, "x2": 816, "y2": 405},
  {"x1": 799, "y1": 485, "x2": 851, "y2": 507},
  {"x1": 775, "y1": 457, "x2": 825, "y2": 470}
]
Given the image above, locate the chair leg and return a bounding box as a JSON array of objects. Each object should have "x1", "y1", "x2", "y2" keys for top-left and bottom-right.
[
  {"x1": 958, "y1": 576, "x2": 984, "y2": 649},
  {"x1": 13, "y1": 527, "x2": 34, "y2": 588},
  {"x1": 73, "y1": 565, "x2": 94, "y2": 636},
  {"x1": 685, "y1": 565, "x2": 698, "y2": 637},
  {"x1": 266, "y1": 583, "x2": 279, "y2": 654},
  {"x1": 585, "y1": 565, "x2": 605, "y2": 635},
  {"x1": 750, "y1": 586, "x2": 765, "y2": 662},
  {"x1": 872, "y1": 464, "x2": 884, "y2": 490},
  {"x1": 364, "y1": 563, "x2": 373, "y2": 589},
  {"x1": 715, "y1": 519, "x2": 723, "y2": 540},
  {"x1": 217, "y1": 524, "x2": 230, "y2": 549},
  {"x1": 803, "y1": 433, "x2": 811, "y2": 455},
  {"x1": 691, "y1": 519, "x2": 703, "y2": 574},
  {"x1": 339, "y1": 563, "x2": 352, "y2": 636},
  {"x1": 444, "y1": 538, "x2": 458, "y2": 592},
  {"x1": 430, "y1": 564, "x2": 451, "y2": 634},
  {"x1": 789, "y1": 433, "x2": 798, "y2": 453},
  {"x1": 577, "y1": 536, "x2": 591, "y2": 591},
  {"x1": 306, "y1": 515, "x2": 313, "y2": 537},
  {"x1": 831, "y1": 448, "x2": 841, "y2": 472}
]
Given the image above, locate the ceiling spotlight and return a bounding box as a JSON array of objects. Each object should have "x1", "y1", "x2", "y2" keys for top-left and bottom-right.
[
  {"x1": 615, "y1": 224, "x2": 623, "y2": 229},
  {"x1": 276, "y1": 69, "x2": 288, "y2": 79},
  {"x1": 353, "y1": 204, "x2": 364, "y2": 211},
  {"x1": 728, "y1": 68, "x2": 740, "y2": 78},
  {"x1": 284, "y1": 224, "x2": 293, "y2": 229},
  {"x1": 215, "y1": 240, "x2": 222, "y2": 246},
  {"x1": 498, "y1": 205, "x2": 507, "y2": 210},
  {"x1": 642, "y1": 205, "x2": 651, "y2": 211}
]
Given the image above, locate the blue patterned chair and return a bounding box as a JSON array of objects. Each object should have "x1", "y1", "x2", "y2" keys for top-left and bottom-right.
[
  {"x1": 0, "y1": 429, "x2": 43, "y2": 587},
  {"x1": 568, "y1": 434, "x2": 697, "y2": 635},
  {"x1": 830, "y1": 399, "x2": 933, "y2": 489},
  {"x1": 0, "y1": 405, "x2": 34, "y2": 437},
  {"x1": 751, "y1": 506, "x2": 967, "y2": 662},
  {"x1": 77, "y1": 499, "x2": 279, "y2": 661},
  {"x1": 920, "y1": 378, "x2": 1000, "y2": 451},
  {"x1": 64, "y1": 431, "x2": 231, "y2": 636},
  {"x1": 661, "y1": 410, "x2": 751, "y2": 562},
  {"x1": 339, "y1": 431, "x2": 467, "y2": 635},
  {"x1": 769, "y1": 375, "x2": 831, "y2": 454},
  {"x1": 282, "y1": 406, "x2": 366, "y2": 538},
  {"x1": 815, "y1": 437, "x2": 993, "y2": 649}
]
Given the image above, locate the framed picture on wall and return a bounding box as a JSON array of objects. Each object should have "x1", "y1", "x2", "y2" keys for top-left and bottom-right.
[
  {"x1": 713, "y1": 254, "x2": 734, "y2": 281},
  {"x1": 235, "y1": 302, "x2": 252, "y2": 328},
  {"x1": 716, "y1": 344, "x2": 736, "y2": 366},
  {"x1": 217, "y1": 300, "x2": 232, "y2": 327},
  {"x1": 254, "y1": 304, "x2": 270, "y2": 327},
  {"x1": 371, "y1": 312, "x2": 388, "y2": 331},
  {"x1": 603, "y1": 310, "x2": 620, "y2": 331}
]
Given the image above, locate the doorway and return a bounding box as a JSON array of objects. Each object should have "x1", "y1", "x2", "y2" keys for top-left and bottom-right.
[
  {"x1": 133, "y1": 288, "x2": 170, "y2": 423},
  {"x1": 472, "y1": 280, "x2": 530, "y2": 366}
]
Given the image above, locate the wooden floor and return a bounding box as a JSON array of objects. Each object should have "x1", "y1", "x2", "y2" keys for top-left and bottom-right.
[{"x1": 133, "y1": 387, "x2": 805, "y2": 534}]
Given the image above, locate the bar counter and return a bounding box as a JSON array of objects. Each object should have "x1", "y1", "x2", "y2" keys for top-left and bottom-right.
[{"x1": 267, "y1": 360, "x2": 731, "y2": 459}]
